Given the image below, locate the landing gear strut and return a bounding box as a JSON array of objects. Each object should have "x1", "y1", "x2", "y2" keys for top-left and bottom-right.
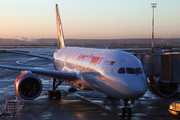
[
  {"x1": 120, "y1": 99, "x2": 132, "y2": 118},
  {"x1": 47, "y1": 77, "x2": 64, "y2": 100}
]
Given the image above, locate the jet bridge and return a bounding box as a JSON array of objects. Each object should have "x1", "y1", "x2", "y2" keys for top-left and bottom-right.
[
  {"x1": 134, "y1": 51, "x2": 180, "y2": 97},
  {"x1": 134, "y1": 52, "x2": 180, "y2": 83}
]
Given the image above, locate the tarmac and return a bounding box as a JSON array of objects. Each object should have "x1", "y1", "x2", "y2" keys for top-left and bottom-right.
[{"x1": 0, "y1": 47, "x2": 179, "y2": 120}]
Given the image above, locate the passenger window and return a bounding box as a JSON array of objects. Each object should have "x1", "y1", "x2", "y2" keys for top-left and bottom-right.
[
  {"x1": 117, "y1": 68, "x2": 125, "y2": 74},
  {"x1": 126, "y1": 68, "x2": 135, "y2": 74},
  {"x1": 135, "y1": 67, "x2": 143, "y2": 74}
]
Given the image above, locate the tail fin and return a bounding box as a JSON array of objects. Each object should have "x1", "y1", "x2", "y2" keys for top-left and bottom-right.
[{"x1": 55, "y1": 4, "x2": 66, "y2": 49}]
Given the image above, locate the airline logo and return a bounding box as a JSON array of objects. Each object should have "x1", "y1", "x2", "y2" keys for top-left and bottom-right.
[{"x1": 77, "y1": 54, "x2": 103, "y2": 66}]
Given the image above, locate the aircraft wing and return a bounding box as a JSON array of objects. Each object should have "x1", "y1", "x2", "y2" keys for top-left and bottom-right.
[
  {"x1": 8, "y1": 50, "x2": 53, "y2": 60},
  {"x1": 0, "y1": 64, "x2": 78, "y2": 81}
]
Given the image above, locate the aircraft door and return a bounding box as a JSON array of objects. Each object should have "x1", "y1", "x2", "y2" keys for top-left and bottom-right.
[{"x1": 102, "y1": 61, "x2": 110, "y2": 72}]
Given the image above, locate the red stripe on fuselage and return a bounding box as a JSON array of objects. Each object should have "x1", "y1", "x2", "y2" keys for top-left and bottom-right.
[{"x1": 77, "y1": 54, "x2": 103, "y2": 66}]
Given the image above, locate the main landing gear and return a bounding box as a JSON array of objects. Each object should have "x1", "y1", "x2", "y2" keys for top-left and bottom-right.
[
  {"x1": 47, "y1": 77, "x2": 64, "y2": 100},
  {"x1": 120, "y1": 99, "x2": 132, "y2": 118}
]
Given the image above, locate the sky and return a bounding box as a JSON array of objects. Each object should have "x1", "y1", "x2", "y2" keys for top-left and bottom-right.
[{"x1": 0, "y1": 0, "x2": 180, "y2": 39}]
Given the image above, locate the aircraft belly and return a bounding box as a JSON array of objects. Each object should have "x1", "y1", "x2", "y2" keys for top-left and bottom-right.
[
  {"x1": 92, "y1": 77, "x2": 130, "y2": 99},
  {"x1": 81, "y1": 73, "x2": 104, "y2": 92},
  {"x1": 53, "y1": 59, "x2": 131, "y2": 99}
]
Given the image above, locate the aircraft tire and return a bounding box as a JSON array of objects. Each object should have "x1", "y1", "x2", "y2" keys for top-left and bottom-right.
[
  {"x1": 68, "y1": 87, "x2": 77, "y2": 92},
  {"x1": 55, "y1": 90, "x2": 61, "y2": 100},
  {"x1": 47, "y1": 90, "x2": 53, "y2": 99},
  {"x1": 127, "y1": 108, "x2": 131, "y2": 117},
  {"x1": 121, "y1": 108, "x2": 126, "y2": 117}
]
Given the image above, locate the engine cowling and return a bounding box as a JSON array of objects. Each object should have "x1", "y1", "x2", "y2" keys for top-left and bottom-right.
[
  {"x1": 148, "y1": 76, "x2": 178, "y2": 97},
  {"x1": 14, "y1": 73, "x2": 42, "y2": 100}
]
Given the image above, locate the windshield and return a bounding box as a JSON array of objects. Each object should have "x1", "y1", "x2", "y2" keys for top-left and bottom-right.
[
  {"x1": 117, "y1": 68, "x2": 125, "y2": 74},
  {"x1": 117, "y1": 67, "x2": 143, "y2": 74}
]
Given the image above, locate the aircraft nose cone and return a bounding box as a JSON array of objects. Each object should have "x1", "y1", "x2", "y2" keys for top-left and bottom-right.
[{"x1": 128, "y1": 78, "x2": 147, "y2": 98}]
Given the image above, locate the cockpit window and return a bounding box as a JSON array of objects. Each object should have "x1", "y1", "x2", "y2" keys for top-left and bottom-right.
[
  {"x1": 126, "y1": 68, "x2": 135, "y2": 74},
  {"x1": 117, "y1": 67, "x2": 144, "y2": 74},
  {"x1": 117, "y1": 68, "x2": 125, "y2": 74},
  {"x1": 135, "y1": 67, "x2": 143, "y2": 74}
]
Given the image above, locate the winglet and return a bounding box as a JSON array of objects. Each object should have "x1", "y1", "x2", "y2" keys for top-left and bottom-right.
[{"x1": 55, "y1": 4, "x2": 66, "y2": 49}]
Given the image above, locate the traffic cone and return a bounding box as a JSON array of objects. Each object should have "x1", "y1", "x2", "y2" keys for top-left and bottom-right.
[{"x1": 22, "y1": 102, "x2": 25, "y2": 108}]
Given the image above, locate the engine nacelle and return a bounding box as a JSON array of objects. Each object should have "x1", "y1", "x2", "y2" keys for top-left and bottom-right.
[
  {"x1": 14, "y1": 73, "x2": 42, "y2": 100},
  {"x1": 148, "y1": 76, "x2": 178, "y2": 97}
]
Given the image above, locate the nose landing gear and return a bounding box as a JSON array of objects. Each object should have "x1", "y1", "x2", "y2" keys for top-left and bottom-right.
[{"x1": 120, "y1": 99, "x2": 132, "y2": 118}]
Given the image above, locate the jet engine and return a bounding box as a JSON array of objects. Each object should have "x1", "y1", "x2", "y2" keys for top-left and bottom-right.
[
  {"x1": 14, "y1": 73, "x2": 42, "y2": 100},
  {"x1": 148, "y1": 76, "x2": 178, "y2": 97}
]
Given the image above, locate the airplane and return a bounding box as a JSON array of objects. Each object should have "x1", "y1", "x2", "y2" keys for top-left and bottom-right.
[{"x1": 0, "y1": 4, "x2": 147, "y2": 117}]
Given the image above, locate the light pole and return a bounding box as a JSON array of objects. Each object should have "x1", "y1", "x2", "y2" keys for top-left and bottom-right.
[{"x1": 151, "y1": 3, "x2": 157, "y2": 53}]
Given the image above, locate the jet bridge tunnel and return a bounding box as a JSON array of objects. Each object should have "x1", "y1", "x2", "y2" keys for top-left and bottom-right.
[{"x1": 134, "y1": 52, "x2": 180, "y2": 97}]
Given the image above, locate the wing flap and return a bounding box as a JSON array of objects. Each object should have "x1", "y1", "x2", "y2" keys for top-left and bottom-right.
[{"x1": 0, "y1": 65, "x2": 78, "y2": 81}]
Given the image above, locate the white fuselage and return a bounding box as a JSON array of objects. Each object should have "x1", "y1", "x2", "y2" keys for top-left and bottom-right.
[{"x1": 53, "y1": 47, "x2": 147, "y2": 99}]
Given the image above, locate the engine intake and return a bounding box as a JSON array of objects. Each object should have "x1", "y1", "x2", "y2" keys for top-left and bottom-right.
[
  {"x1": 14, "y1": 73, "x2": 42, "y2": 100},
  {"x1": 148, "y1": 76, "x2": 178, "y2": 97}
]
